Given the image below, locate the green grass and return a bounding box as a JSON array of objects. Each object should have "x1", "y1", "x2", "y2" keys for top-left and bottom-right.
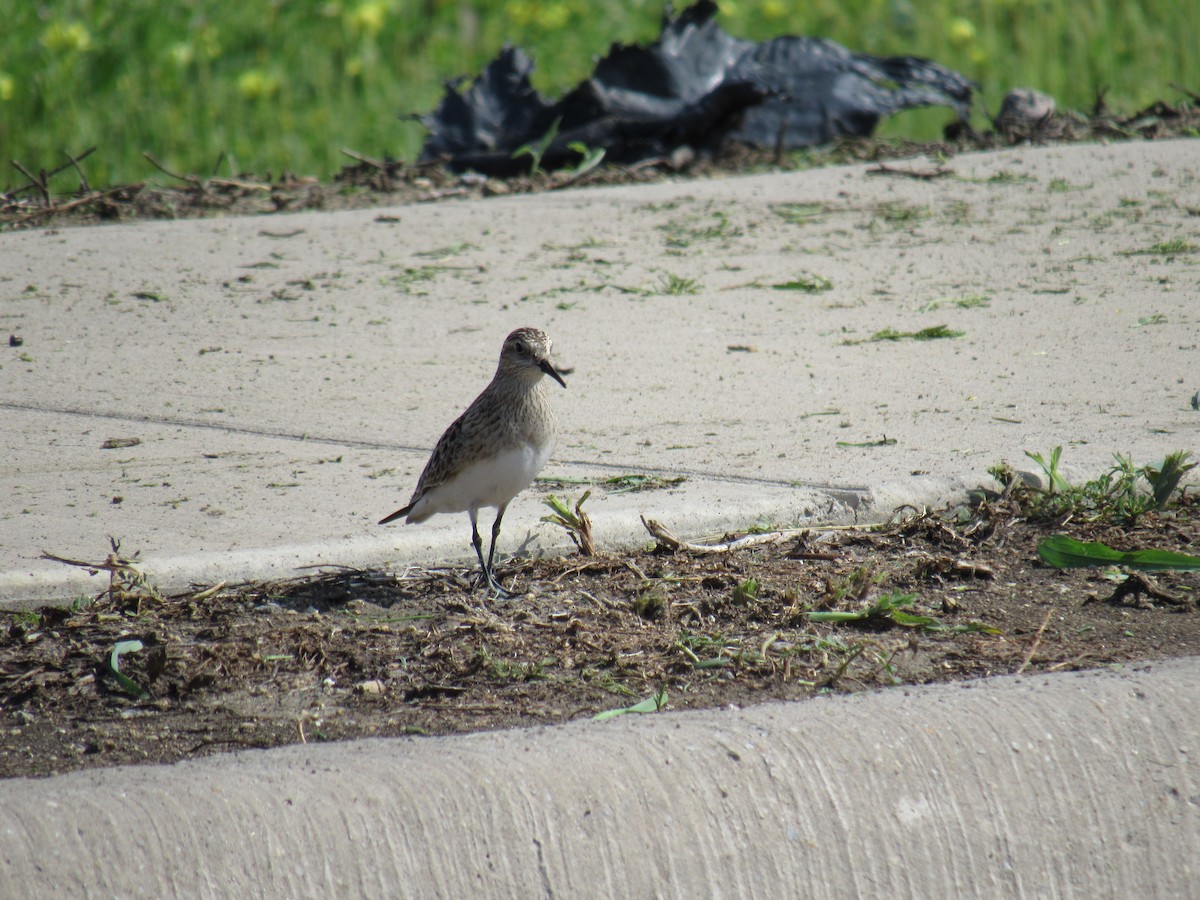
[
  {"x1": 773, "y1": 272, "x2": 834, "y2": 293},
  {"x1": 4, "y1": 1, "x2": 1199, "y2": 187},
  {"x1": 991, "y1": 448, "x2": 1196, "y2": 525},
  {"x1": 842, "y1": 324, "x2": 964, "y2": 345}
]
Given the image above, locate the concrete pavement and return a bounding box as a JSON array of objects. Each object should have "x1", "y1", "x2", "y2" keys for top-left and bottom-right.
[{"x1": 2, "y1": 139, "x2": 1197, "y2": 604}]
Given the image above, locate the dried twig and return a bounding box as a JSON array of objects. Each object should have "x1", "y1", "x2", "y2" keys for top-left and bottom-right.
[
  {"x1": 10, "y1": 160, "x2": 48, "y2": 204},
  {"x1": 1168, "y1": 81, "x2": 1200, "y2": 103},
  {"x1": 867, "y1": 163, "x2": 954, "y2": 180},
  {"x1": 340, "y1": 147, "x2": 389, "y2": 169},
  {"x1": 1103, "y1": 571, "x2": 1189, "y2": 608},
  {"x1": 340, "y1": 147, "x2": 397, "y2": 190},
  {"x1": 208, "y1": 177, "x2": 270, "y2": 192},
  {"x1": 63, "y1": 148, "x2": 92, "y2": 193},
  {"x1": 640, "y1": 517, "x2": 793, "y2": 554},
  {"x1": 14, "y1": 183, "x2": 144, "y2": 224},
  {"x1": 1015, "y1": 608, "x2": 1053, "y2": 674},
  {"x1": 40, "y1": 537, "x2": 159, "y2": 603},
  {"x1": 143, "y1": 152, "x2": 207, "y2": 192}
]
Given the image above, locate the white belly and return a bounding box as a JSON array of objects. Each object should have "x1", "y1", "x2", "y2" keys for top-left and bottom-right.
[{"x1": 410, "y1": 441, "x2": 552, "y2": 519}]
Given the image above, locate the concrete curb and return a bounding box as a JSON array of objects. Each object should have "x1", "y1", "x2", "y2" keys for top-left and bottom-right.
[
  {"x1": 0, "y1": 472, "x2": 973, "y2": 608},
  {"x1": 3, "y1": 659, "x2": 1197, "y2": 897}
]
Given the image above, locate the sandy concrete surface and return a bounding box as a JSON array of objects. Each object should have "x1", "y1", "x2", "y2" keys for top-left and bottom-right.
[
  {"x1": 2, "y1": 139, "x2": 1198, "y2": 603},
  {"x1": 2, "y1": 658, "x2": 1197, "y2": 897}
]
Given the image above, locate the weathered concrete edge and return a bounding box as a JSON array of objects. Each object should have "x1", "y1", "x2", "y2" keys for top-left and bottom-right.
[
  {"x1": 0, "y1": 473, "x2": 972, "y2": 608},
  {"x1": 2, "y1": 658, "x2": 1196, "y2": 897}
]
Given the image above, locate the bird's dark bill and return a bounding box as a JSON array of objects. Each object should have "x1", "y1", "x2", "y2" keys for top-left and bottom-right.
[{"x1": 540, "y1": 359, "x2": 567, "y2": 387}]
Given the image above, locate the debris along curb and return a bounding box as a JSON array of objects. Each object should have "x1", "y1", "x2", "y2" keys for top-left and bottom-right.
[{"x1": 3, "y1": 659, "x2": 1197, "y2": 896}]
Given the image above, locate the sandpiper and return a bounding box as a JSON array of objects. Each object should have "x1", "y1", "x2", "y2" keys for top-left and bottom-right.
[{"x1": 379, "y1": 327, "x2": 567, "y2": 595}]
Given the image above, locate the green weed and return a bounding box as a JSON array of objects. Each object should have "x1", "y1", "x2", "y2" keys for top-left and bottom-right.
[
  {"x1": 841, "y1": 325, "x2": 963, "y2": 345},
  {"x1": 476, "y1": 645, "x2": 549, "y2": 682},
  {"x1": 732, "y1": 577, "x2": 760, "y2": 604},
  {"x1": 995, "y1": 448, "x2": 1195, "y2": 524},
  {"x1": 657, "y1": 273, "x2": 700, "y2": 295},
  {"x1": 660, "y1": 212, "x2": 741, "y2": 248},
  {"x1": 918, "y1": 294, "x2": 989, "y2": 312},
  {"x1": 773, "y1": 273, "x2": 833, "y2": 293},
  {"x1": 541, "y1": 491, "x2": 595, "y2": 556},
  {"x1": 809, "y1": 590, "x2": 998, "y2": 634},
  {"x1": 602, "y1": 473, "x2": 686, "y2": 493},
  {"x1": 632, "y1": 588, "x2": 669, "y2": 620},
  {"x1": 1125, "y1": 239, "x2": 1199, "y2": 256},
  {"x1": 512, "y1": 117, "x2": 561, "y2": 176},
  {"x1": 875, "y1": 201, "x2": 929, "y2": 224},
  {"x1": 593, "y1": 689, "x2": 668, "y2": 720},
  {"x1": 566, "y1": 141, "x2": 606, "y2": 177},
  {"x1": 771, "y1": 202, "x2": 826, "y2": 225}
]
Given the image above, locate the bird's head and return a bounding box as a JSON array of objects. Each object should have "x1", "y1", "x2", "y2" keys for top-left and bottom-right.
[{"x1": 501, "y1": 327, "x2": 567, "y2": 388}]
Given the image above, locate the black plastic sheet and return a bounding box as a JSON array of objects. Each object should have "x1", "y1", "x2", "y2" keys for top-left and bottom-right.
[{"x1": 417, "y1": 1, "x2": 974, "y2": 174}]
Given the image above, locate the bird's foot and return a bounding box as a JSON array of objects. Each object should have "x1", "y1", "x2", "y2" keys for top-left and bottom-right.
[{"x1": 477, "y1": 567, "x2": 518, "y2": 599}]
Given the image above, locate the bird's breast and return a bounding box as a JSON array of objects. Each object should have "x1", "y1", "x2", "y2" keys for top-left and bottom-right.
[{"x1": 417, "y1": 438, "x2": 554, "y2": 516}]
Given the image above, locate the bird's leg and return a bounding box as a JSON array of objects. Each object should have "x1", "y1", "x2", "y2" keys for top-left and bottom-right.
[
  {"x1": 469, "y1": 509, "x2": 490, "y2": 583},
  {"x1": 483, "y1": 504, "x2": 517, "y2": 597},
  {"x1": 486, "y1": 503, "x2": 508, "y2": 575},
  {"x1": 468, "y1": 508, "x2": 514, "y2": 597}
]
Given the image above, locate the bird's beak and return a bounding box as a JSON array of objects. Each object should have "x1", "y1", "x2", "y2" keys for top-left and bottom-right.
[{"x1": 540, "y1": 359, "x2": 567, "y2": 388}]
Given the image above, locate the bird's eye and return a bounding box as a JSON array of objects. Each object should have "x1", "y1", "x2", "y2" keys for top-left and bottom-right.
[{"x1": 513, "y1": 340, "x2": 525, "y2": 353}]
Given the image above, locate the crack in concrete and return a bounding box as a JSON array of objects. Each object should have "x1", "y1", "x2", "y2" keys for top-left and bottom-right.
[{"x1": 0, "y1": 400, "x2": 870, "y2": 495}]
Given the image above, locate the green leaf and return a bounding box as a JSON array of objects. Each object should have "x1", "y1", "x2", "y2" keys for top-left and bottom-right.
[
  {"x1": 1144, "y1": 450, "x2": 1196, "y2": 509},
  {"x1": 807, "y1": 592, "x2": 954, "y2": 630},
  {"x1": 1025, "y1": 446, "x2": 1071, "y2": 494},
  {"x1": 593, "y1": 690, "x2": 668, "y2": 720},
  {"x1": 807, "y1": 610, "x2": 867, "y2": 623},
  {"x1": 103, "y1": 639, "x2": 149, "y2": 699},
  {"x1": 567, "y1": 141, "x2": 606, "y2": 176},
  {"x1": 1038, "y1": 535, "x2": 1200, "y2": 571}
]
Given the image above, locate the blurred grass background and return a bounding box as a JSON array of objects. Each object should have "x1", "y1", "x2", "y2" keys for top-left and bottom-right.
[{"x1": 3, "y1": 0, "x2": 1198, "y2": 188}]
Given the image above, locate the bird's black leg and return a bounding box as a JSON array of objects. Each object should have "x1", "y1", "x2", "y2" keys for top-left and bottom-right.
[
  {"x1": 483, "y1": 504, "x2": 517, "y2": 597},
  {"x1": 486, "y1": 504, "x2": 508, "y2": 574},
  {"x1": 468, "y1": 508, "x2": 514, "y2": 597},
  {"x1": 469, "y1": 509, "x2": 488, "y2": 579}
]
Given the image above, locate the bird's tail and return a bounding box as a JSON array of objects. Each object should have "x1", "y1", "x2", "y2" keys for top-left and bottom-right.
[{"x1": 378, "y1": 504, "x2": 413, "y2": 525}]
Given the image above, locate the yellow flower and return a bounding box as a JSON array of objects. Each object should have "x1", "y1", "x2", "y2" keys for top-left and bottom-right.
[
  {"x1": 41, "y1": 21, "x2": 92, "y2": 53},
  {"x1": 762, "y1": 0, "x2": 786, "y2": 18},
  {"x1": 507, "y1": 1, "x2": 535, "y2": 27},
  {"x1": 346, "y1": 1, "x2": 389, "y2": 36},
  {"x1": 237, "y1": 69, "x2": 281, "y2": 100},
  {"x1": 0, "y1": 72, "x2": 13, "y2": 102},
  {"x1": 197, "y1": 25, "x2": 222, "y2": 61},
  {"x1": 169, "y1": 42, "x2": 194, "y2": 67},
  {"x1": 946, "y1": 18, "x2": 976, "y2": 47},
  {"x1": 536, "y1": 3, "x2": 569, "y2": 30}
]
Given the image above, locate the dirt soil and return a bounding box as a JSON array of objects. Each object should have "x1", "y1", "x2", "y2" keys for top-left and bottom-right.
[{"x1": 2, "y1": 490, "x2": 1197, "y2": 779}]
